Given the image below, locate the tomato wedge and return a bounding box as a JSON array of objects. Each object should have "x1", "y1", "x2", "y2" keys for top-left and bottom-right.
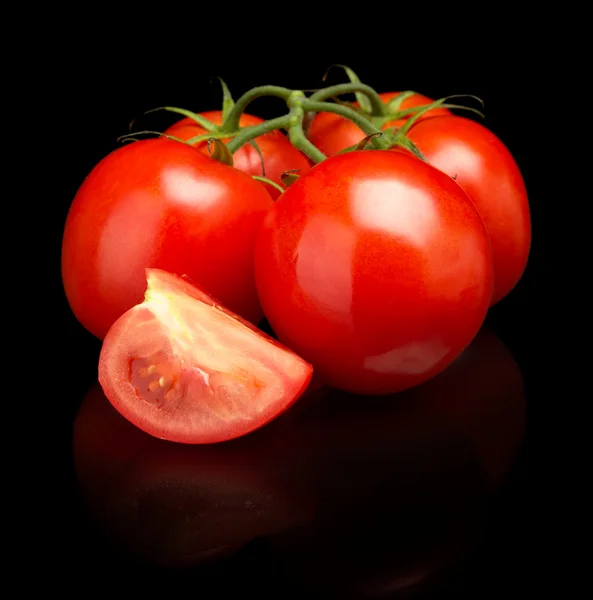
[{"x1": 98, "y1": 269, "x2": 313, "y2": 444}]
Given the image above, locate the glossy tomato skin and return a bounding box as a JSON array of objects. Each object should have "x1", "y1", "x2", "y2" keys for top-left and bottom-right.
[
  {"x1": 62, "y1": 138, "x2": 273, "y2": 340},
  {"x1": 307, "y1": 92, "x2": 451, "y2": 157},
  {"x1": 254, "y1": 151, "x2": 493, "y2": 395},
  {"x1": 99, "y1": 269, "x2": 313, "y2": 444},
  {"x1": 165, "y1": 111, "x2": 311, "y2": 199},
  {"x1": 405, "y1": 116, "x2": 530, "y2": 304}
]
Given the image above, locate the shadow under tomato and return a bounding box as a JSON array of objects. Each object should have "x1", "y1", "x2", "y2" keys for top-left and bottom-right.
[{"x1": 262, "y1": 326, "x2": 526, "y2": 597}]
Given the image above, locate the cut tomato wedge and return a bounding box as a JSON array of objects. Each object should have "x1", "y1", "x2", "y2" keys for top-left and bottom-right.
[{"x1": 98, "y1": 269, "x2": 313, "y2": 444}]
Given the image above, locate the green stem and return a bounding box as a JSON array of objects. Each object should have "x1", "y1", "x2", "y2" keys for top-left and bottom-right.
[
  {"x1": 309, "y1": 83, "x2": 386, "y2": 116},
  {"x1": 302, "y1": 100, "x2": 387, "y2": 149},
  {"x1": 219, "y1": 86, "x2": 293, "y2": 133},
  {"x1": 289, "y1": 122, "x2": 327, "y2": 163},
  {"x1": 395, "y1": 98, "x2": 447, "y2": 136},
  {"x1": 252, "y1": 175, "x2": 285, "y2": 195},
  {"x1": 285, "y1": 91, "x2": 327, "y2": 163},
  {"x1": 144, "y1": 107, "x2": 219, "y2": 131},
  {"x1": 384, "y1": 91, "x2": 417, "y2": 113},
  {"x1": 117, "y1": 130, "x2": 186, "y2": 144},
  {"x1": 379, "y1": 102, "x2": 485, "y2": 126},
  {"x1": 184, "y1": 130, "x2": 235, "y2": 146},
  {"x1": 226, "y1": 115, "x2": 293, "y2": 154}
]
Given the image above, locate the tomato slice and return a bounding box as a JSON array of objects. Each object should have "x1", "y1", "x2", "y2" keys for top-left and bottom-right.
[{"x1": 98, "y1": 268, "x2": 313, "y2": 444}]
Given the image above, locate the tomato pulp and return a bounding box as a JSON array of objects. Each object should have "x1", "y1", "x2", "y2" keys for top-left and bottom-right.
[
  {"x1": 254, "y1": 151, "x2": 493, "y2": 395},
  {"x1": 99, "y1": 269, "x2": 313, "y2": 444},
  {"x1": 405, "y1": 115, "x2": 531, "y2": 304},
  {"x1": 307, "y1": 91, "x2": 451, "y2": 157},
  {"x1": 62, "y1": 138, "x2": 273, "y2": 340},
  {"x1": 165, "y1": 111, "x2": 312, "y2": 199}
]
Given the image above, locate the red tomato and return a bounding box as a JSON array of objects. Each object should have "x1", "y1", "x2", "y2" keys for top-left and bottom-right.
[
  {"x1": 62, "y1": 138, "x2": 273, "y2": 340},
  {"x1": 98, "y1": 268, "x2": 313, "y2": 444},
  {"x1": 165, "y1": 111, "x2": 312, "y2": 199},
  {"x1": 405, "y1": 115, "x2": 531, "y2": 304},
  {"x1": 254, "y1": 151, "x2": 493, "y2": 395},
  {"x1": 307, "y1": 91, "x2": 451, "y2": 157}
]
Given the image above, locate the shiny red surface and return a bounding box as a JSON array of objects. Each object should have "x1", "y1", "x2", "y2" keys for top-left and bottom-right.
[
  {"x1": 62, "y1": 139, "x2": 273, "y2": 339},
  {"x1": 406, "y1": 115, "x2": 531, "y2": 304},
  {"x1": 254, "y1": 150, "x2": 493, "y2": 394}
]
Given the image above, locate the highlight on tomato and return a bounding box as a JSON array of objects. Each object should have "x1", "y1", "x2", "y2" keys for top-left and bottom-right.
[
  {"x1": 254, "y1": 150, "x2": 493, "y2": 395},
  {"x1": 98, "y1": 268, "x2": 313, "y2": 444},
  {"x1": 307, "y1": 91, "x2": 450, "y2": 157},
  {"x1": 165, "y1": 111, "x2": 311, "y2": 199},
  {"x1": 61, "y1": 138, "x2": 274, "y2": 340},
  {"x1": 404, "y1": 115, "x2": 531, "y2": 304}
]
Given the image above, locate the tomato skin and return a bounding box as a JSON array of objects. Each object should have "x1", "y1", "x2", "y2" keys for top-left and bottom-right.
[
  {"x1": 405, "y1": 115, "x2": 530, "y2": 304},
  {"x1": 307, "y1": 92, "x2": 451, "y2": 157},
  {"x1": 62, "y1": 138, "x2": 273, "y2": 340},
  {"x1": 254, "y1": 151, "x2": 493, "y2": 395},
  {"x1": 99, "y1": 269, "x2": 313, "y2": 444},
  {"x1": 165, "y1": 111, "x2": 312, "y2": 199}
]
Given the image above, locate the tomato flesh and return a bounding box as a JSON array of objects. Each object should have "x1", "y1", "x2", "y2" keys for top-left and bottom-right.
[{"x1": 99, "y1": 269, "x2": 313, "y2": 444}]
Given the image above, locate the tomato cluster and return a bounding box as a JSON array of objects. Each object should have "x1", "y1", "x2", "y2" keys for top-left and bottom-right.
[{"x1": 62, "y1": 75, "x2": 530, "y2": 444}]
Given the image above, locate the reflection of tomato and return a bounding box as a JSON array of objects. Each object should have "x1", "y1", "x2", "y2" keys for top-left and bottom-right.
[
  {"x1": 265, "y1": 326, "x2": 526, "y2": 596},
  {"x1": 308, "y1": 91, "x2": 450, "y2": 157},
  {"x1": 254, "y1": 150, "x2": 493, "y2": 394},
  {"x1": 99, "y1": 269, "x2": 313, "y2": 444},
  {"x1": 61, "y1": 138, "x2": 273, "y2": 340},
  {"x1": 72, "y1": 382, "x2": 316, "y2": 569},
  {"x1": 417, "y1": 327, "x2": 526, "y2": 487},
  {"x1": 266, "y1": 327, "x2": 525, "y2": 490},
  {"x1": 165, "y1": 111, "x2": 311, "y2": 199},
  {"x1": 405, "y1": 115, "x2": 531, "y2": 304}
]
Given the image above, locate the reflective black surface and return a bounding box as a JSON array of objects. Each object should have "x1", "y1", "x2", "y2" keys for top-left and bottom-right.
[
  {"x1": 63, "y1": 325, "x2": 535, "y2": 596},
  {"x1": 46, "y1": 48, "x2": 558, "y2": 595}
]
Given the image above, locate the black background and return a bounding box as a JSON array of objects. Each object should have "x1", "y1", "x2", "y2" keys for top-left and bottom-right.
[{"x1": 40, "y1": 24, "x2": 565, "y2": 596}]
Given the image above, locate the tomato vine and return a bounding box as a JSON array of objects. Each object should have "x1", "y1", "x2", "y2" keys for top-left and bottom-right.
[{"x1": 127, "y1": 67, "x2": 486, "y2": 186}]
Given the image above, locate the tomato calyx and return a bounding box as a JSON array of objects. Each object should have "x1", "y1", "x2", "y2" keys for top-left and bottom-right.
[
  {"x1": 377, "y1": 94, "x2": 485, "y2": 130},
  {"x1": 280, "y1": 169, "x2": 302, "y2": 188},
  {"x1": 207, "y1": 137, "x2": 234, "y2": 166},
  {"x1": 383, "y1": 95, "x2": 485, "y2": 157},
  {"x1": 116, "y1": 130, "x2": 186, "y2": 145}
]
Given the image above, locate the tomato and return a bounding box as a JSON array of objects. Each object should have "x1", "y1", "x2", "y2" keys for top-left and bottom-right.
[
  {"x1": 62, "y1": 138, "x2": 273, "y2": 340},
  {"x1": 254, "y1": 150, "x2": 493, "y2": 395},
  {"x1": 307, "y1": 91, "x2": 450, "y2": 157},
  {"x1": 98, "y1": 268, "x2": 313, "y2": 444},
  {"x1": 165, "y1": 111, "x2": 312, "y2": 199},
  {"x1": 405, "y1": 115, "x2": 531, "y2": 304}
]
